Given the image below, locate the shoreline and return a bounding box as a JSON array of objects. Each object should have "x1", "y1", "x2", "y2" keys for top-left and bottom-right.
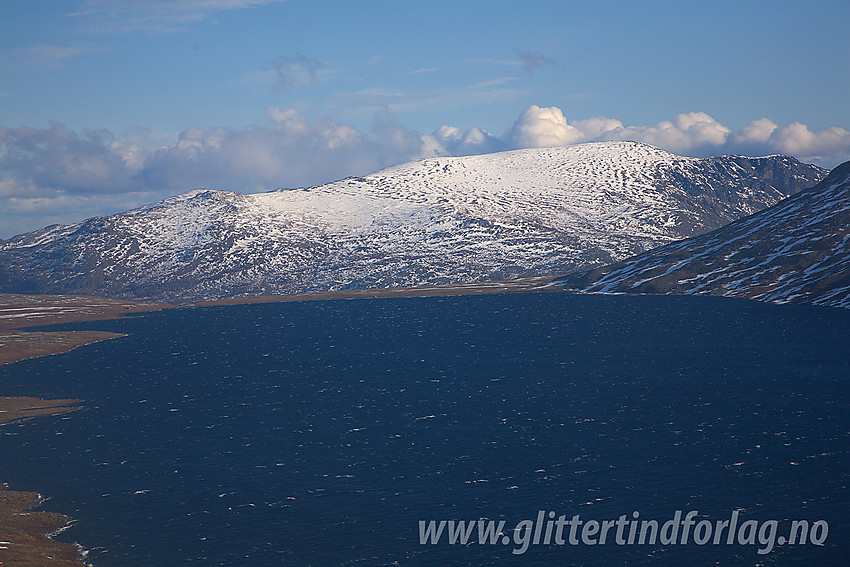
[
  {"x1": 197, "y1": 275, "x2": 562, "y2": 306},
  {"x1": 1, "y1": 278, "x2": 561, "y2": 366},
  {"x1": 0, "y1": 277, "x2": 560, "y2": 565},
  {"x1": 0, "y1": 397, "x2": 87, "y2": 566},
  {"x1": 0, "y1": 293, "x2": 173, "y2": 366},
  {"x1": 0, "y1": 295, "x2": 169, "y2": 565}
]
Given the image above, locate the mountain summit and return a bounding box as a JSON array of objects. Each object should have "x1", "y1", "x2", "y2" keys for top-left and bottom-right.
[{"x1": 0, "y1": 142, "x2": 825, "y2": 303}]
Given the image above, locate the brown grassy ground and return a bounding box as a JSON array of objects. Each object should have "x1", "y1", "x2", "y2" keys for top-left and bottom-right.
[
  {"x1": 2, "y1": 280, "x2": 560, "y2": 364},
  {"x1": 0, "y1": 294, "x2": 172, "y2": 366},
  {"x1": 0, "y1": 294, "x2": 169, "y2": 565},
  {"x1": 197, "y1": 275, "x2": 561, "y2": 306},
  {"x1": 0, "y1": 398, "x2": 86, "y2": 566}
]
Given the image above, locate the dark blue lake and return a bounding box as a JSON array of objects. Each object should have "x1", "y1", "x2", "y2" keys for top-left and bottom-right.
[{"x1": 1, "y1": 293, "x2": 848, "y2": 566}]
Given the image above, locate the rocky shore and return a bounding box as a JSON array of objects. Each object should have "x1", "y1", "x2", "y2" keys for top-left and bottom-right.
[{"x1": 0, "y1": 397, "x2": 85, "y2": 566}]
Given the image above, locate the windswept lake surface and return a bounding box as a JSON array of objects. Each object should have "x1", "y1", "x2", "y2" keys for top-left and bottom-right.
[{"x1": 1, "y1": 293, "x2": 848, "y2": 566}]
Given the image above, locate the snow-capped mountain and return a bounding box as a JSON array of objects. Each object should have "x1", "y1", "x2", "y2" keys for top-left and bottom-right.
[
  {"x1": 557, "y1": 160, "x2": 850, "y2": 309},
  {"x1": 0, "y1": 142, "x2": 825, "y2": 304}
]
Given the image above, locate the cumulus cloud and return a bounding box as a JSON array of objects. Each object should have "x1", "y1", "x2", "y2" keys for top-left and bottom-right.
[
  {"x1": 140, "y1": 108, "x2": 421, "y2": 192},
  {"x1": 432, "y1": 126, "x2": 505, "y2": 156},
  {"x1": 595, "y1": 112, "x2": 732, "y2": 155},
  {"x1": 754, "y1": 122, "x2": 850, "y2": 165},
  {"x1": 507, "y1": 105, "x2": 584, "y2": 148},
  {"x1": 568, "y1": 116, "x2": 624, "y2": 139},
  {"x1": 502, "y1": 106, "x2": 850, "y2": 168},
  {"x1": 0, "y1": 108, "x2": 437, "y2": 216},
  {"x1": 734, "y1": 117, "x2": 778, "y2": 145},
  {"x1": 613, "y1": 114, "x2": 849, "y2": 166},
  {"x1": 0, "y1": 124, "x2": 142, "y2": 196},
  {"x1": 2, "y1": 105, "x2": 849, "y2": 238}
]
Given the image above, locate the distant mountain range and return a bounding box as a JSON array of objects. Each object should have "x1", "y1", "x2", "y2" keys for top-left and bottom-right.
[
  {"x1": 557, "y1": 160, "x2": 850, "y2": 309},
  {"x1": 0, "y1": 141, "x2": 826, "y2": 304}
]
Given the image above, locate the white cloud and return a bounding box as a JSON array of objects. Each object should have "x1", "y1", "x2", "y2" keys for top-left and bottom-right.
[
  {"x1": 432, "y1": 125, "x2": 505, "y2": 156},
  {"x1": 595, "y1": 113, "x2": 849, "y2": 166},
  {"x1": 506, "y1": 105, "x2": 584, "y2": 148},
  {"x1": 501, "y1": 106, "x2": 850, "y2": 169},
  {"x1": 734, "y1": 117, "x2": 778, "y2": 144},
  {"x1": 594, "y1": 112, "x2": 732, "y2": 155},
  {"x1": 569, "y1": 116, "x2": 624, "y2": 139},
  {"x1": 135, "y1": 107, "x2": 450, "y2": 194},
  {"x1": 0, "y1": 124, "x2": 142, "y2": 195},
  {"x1": 725, "y1": 118, "x2": 850, "y2": 164},
  {"x1": 770, "y1": 123, "x2": 825, "y2": 155},
  {"x1": 763, "y1": 123, "x2": 850, "y2": 165},
  {"x1": 2, "y1": 105, "x2": 849, "y2": 238},
  {"x1": 469, "y1": 77, "x2": 518, "y2": 89},
  {"x1": 71, "y1": 0, "x2": 289, "y2": 33},
  {"x1": 265, "y1": 106, "x2": 311, "y2": 134}
]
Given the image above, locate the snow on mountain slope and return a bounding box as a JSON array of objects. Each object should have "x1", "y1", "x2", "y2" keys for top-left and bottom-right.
[
  {"x1": 0, "y1": 142, "x2": 826, "y2": 303},
  {"x1": 557, "y1": 160, "x2": 850, "y2": 309}
]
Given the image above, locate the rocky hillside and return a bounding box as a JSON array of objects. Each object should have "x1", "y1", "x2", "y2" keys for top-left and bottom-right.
[
  {"x1": 0, "y1": 142, "x2": 825, "y2": 303},
  {"x1": 557, "y1": 161, "x2": 850, "y2": 309}
]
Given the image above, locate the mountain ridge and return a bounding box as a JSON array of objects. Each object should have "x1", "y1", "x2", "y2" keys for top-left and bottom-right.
[
  {"x1": 556, "y1": 160, "x2": 850, "y2": 309},
  {"x1": 0, "y1": 141, "x2": 826, "y2": 303}
]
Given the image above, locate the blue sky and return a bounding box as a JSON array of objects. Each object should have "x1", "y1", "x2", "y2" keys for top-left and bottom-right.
[{"x1": 1, "y1": 0, "x2": 849, "y2": 237}]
